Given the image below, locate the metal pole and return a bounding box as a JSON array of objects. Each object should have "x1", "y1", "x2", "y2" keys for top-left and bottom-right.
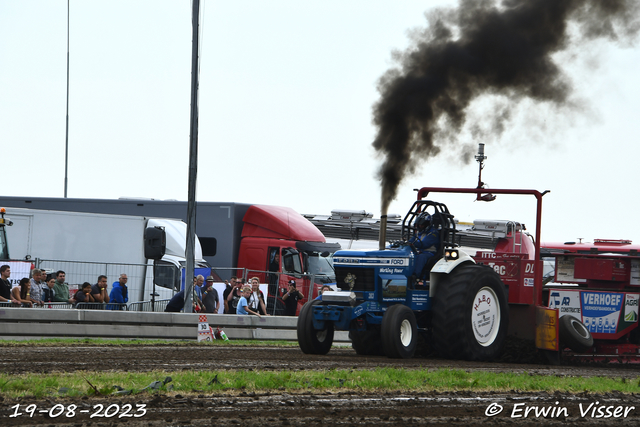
[
  {"x1": 64, "y1": 0, "x2": 70, "y2": 198},
  {"x1": 184, "y1": 0, "x2": 200, "y2": 313}
]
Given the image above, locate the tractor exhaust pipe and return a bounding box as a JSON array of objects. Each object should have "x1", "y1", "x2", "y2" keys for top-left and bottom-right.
[{"x1": 379, "y1": 214, "x2": 388, "y2": 250}]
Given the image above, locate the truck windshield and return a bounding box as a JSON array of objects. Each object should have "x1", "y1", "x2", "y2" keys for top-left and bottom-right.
[{"x1": 306, "y1": 252, "x2": 335, "y2": 284}]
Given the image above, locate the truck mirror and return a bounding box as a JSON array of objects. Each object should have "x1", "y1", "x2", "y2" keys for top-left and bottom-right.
[{"x1": 144, "y1": 226, "x2": 166, "y2": 260}]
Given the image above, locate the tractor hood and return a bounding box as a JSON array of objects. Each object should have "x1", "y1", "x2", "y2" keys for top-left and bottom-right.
[{"x1": 241, "y1": 204, "x2": 326, "y2": 242}]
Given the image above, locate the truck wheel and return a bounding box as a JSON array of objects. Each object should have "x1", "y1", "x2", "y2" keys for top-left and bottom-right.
[
  {"x1": 432, "y1": 264, "x2": 509, "y2": 361},
  {"x1": 380, "y1": 304, "x2": 417, "y2": 359},
  {"x1": 297, "y1": 300, "x2": 334, "y2": 355},
  {"x1": 559, "y1": 315, "x2": 593, "y2": 353},
  {"x1": 349, "y1": 327, "x2": 384, "y2": 356}
]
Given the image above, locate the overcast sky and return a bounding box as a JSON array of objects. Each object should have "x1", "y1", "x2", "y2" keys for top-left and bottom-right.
[{"x1": 1, "y1": 0, "x2": 639, "y2": 245}]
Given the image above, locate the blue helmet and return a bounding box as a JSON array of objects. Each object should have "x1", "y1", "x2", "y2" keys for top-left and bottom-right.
[{"x1": 415, "y1": 213, "x2": 432, "y2": 230}]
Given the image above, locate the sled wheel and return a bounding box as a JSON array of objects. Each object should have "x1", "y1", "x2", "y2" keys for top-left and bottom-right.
[
  {"x1": 381, "y1": 304, "x2": 418, "y2": 359},
  {"x1": 297, "y1": 300, "x2": 334, "y2": 355},
  {"x1": 432, "y1": 264, "x2": 509, "y2": 361},
  {"x1": 559, "y1": 315, "x2": 593, "y2": 353}
]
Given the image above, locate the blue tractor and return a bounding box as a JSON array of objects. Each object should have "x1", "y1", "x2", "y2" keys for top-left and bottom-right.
[{"x1": 296, "y1": 197, "x2": 510, "y2": 360}]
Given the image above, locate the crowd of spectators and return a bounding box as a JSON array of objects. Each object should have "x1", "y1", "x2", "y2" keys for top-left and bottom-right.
[
  {"x1": 0, "y1": 265, "x2": 129, "y2": 310},
  {"x1": 2, "y1": 264, "x2": 325, "y2": 316}
]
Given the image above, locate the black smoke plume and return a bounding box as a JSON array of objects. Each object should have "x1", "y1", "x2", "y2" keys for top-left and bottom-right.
[{"x1": 373, "y1": 0, "x2": 639, "y2": 214}]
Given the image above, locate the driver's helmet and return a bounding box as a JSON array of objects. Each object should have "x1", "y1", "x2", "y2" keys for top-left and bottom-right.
[{"x1": 415, "y1": 212, "x2": 432, "y2": 230}]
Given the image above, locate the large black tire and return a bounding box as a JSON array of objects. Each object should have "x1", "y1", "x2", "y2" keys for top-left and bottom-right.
[
  {"x1": 432, "y1": 264, "x2": 509, "y2": 361},
  {"x1": 349, "y1": 327, "x2": 384, "y2": 356},
  {"x1": 380, "y1": 304, "x2": 418, "y2": 359},
  {"x1": 297, "y1": 300, "x2": 334, "y2": 355},
  {"x1": 559, "y1": 315, "x2": 593, "y2": 353}
]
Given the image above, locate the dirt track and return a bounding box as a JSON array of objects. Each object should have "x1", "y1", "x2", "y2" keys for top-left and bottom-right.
[{"x1": 3, "y1": 345, "x2": 640, "y2": 426}]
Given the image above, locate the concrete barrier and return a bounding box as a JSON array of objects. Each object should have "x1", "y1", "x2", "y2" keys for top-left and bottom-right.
[{"x1": 0, "y1": 307, "x2": 350, "y2": 342}]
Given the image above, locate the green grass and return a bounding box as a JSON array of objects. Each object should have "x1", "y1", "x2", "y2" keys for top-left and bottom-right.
[
  {"x1": 0, "y1": 338, "x2": 298, "y2": 347},
  {"x1": 1, "y1": 368, "x2": 639, "y2": 399}
]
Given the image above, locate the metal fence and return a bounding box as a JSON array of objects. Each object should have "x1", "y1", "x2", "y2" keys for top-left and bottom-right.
[
  {"x1": 242, "y1": 269, "x2": 329, "y2": 316},
  {"x1": 75, "y1": 302, "x2": 128, "y2": 311},
  {"x1": 127, "y1": 299, "x2": 170, "y2": 312},
  {"x1": 1, "y1": 300, "x2": 167, "y2": 312},
  {"x1": 36, "y1": 259, "x2": 152, "y2": 302},
  {"x1": 0, "y1": 302, "x2": 74, "y2": 309}
]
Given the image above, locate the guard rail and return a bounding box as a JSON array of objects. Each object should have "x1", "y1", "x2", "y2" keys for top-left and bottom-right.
[{"x1": 0, "y1": 307, "x2": 350, "y2": 342}]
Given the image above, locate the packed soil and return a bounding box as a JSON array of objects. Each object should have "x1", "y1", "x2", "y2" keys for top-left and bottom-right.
[{"x1": 2, "y1": 345, "x2": 640, "y2": 426}]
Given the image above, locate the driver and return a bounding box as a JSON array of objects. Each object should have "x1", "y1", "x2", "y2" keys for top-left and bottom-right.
[{"x1": 408, "y1": 212, "x2": 440, "y2": 279}]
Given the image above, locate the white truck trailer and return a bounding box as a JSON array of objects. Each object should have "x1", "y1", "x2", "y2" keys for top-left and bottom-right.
[{"x1": 2, "y1": 207, "x2": 209, "y2": 303}]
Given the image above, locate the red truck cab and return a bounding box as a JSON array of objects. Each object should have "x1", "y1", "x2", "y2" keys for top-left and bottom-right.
[{"x1": 237, "y1": 205, "x2": 339, "y2": 314}]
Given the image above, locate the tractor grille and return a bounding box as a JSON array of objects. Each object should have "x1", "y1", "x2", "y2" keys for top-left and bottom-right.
[{"x1": 335, "y1": 267, "x2": 375, "y2": 292}]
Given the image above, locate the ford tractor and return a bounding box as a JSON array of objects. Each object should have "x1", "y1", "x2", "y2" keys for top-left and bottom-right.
[{"x1": 297, "y1": 186, "x2": 548, "y2": 361}]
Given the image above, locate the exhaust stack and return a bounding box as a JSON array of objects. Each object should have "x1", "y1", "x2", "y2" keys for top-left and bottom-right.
[{"x1": 379, "y1": 214, "x2": 388, "y2": 250}]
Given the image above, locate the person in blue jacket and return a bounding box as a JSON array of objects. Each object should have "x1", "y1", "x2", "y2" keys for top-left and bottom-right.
[
  {"x1": 408, "y1": 212, "x2": 440, "y2": 279},
  {"x1": 108, "y1": 274, "x2": 129, "y2": 310}
]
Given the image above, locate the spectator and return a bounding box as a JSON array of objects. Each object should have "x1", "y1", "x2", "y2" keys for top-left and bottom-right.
[
  {"x1": 201, "y1": 276, "x2": 219, "y2": 314},
  {"x1": 42, "y1": 276, "x2": 56, "y2": 302},
  {"x1": 248, "y1": 277, "x2": 269, "y2": 316},
  {"x1": 282, "y1": 280, "x2": 303, "y2": 316},
  {"x1": 237, "y1": 286, "x2": 260, "y2": 316},
  {"x1": 74, "y1": 282, "x2": 96, "y2": 305},
  {"x1": 223, "y1": 276, "x2": 237, "y2": 313},
  {"x1": 315, "y1": 284, "x2": 332, "y2": 301},
  {"x1": 108, "y1": 273, "x2": 129, "y2": 310},
  {"x1": 164, "y1": 288, "x2": 200, "y2": 313},
  {"x1": 29, "y1": 268, "x2": 45, "y2": 306},
  {"x1": 11, "y1": 277, "x2": 33, "y2": 307},
  {"x1": 165, "y1": 289, "x2": 186, "y2": 312},
  {"x1": 0, "y1": 265, "x2": 20, "y2": 305},
  {"x1": 53, "y1": 270, "x2": 75, "y2": 304},
  {"x1": 91, "y1": 275, "x2": 110, "y2": 304},
  {"x1": 225, "y1": 277, "x2": 243, "y2": 314},
  {"x1": 193, "y1": 275, "x2": 205, "y2": 310}
]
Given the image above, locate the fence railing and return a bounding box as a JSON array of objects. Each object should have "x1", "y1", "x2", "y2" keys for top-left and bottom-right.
[
  {"x1": 0, "y1": 301, "x2": 74, "y2": 309},
  {"x1": 127, "y1": 299, "x2": 170, "y2": 312},
  {"x1": 75, "y1": 302, "x2": 128, "y2": 311},
  {"x1": 36, "y1": 259, "x2": 153, "y2": 303},
  {"x1": 2, "y1": 300, "x2": 162, "y2": 312}
]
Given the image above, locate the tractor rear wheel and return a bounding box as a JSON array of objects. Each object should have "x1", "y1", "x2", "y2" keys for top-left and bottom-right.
[
  {"x1": 432, "y1": 264, "x2": 509, "y2": 361},
  {"x1": 559, "y1": 315, "x2": 593, "y2": 353},
  {"x1": 349, "y1": 326, "x2": 384, "y2": 356},
  {"x1": 381, "y1": 304, "x2": 418, "y2": 358},
  {"x1": 297, "y1": 300, "x2": 334, "y2": 355}
]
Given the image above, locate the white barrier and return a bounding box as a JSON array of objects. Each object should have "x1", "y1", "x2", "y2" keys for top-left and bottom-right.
[{"x1": 0, "y1": 307, "x2": 350, "y2": 342}]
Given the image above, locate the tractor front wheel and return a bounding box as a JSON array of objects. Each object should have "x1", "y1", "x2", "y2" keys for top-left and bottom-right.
[
  {"x1": 381, "y1": 304, "x2": 418, "y2": 358},
  {"x1": 297, "y1": 300, "x2": 334, "y2": 354},
  {"x1": 432, "y1": 264, "x2": 509, "y2": 361}
]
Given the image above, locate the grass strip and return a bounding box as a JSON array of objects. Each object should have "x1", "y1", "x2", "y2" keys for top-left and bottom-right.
[
  {"x1": 0, "y1": 338, "x2": 297, "y2": 347},
  {"x1": 1, "y1": 368, "x2": 639, "y2": 399}
]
